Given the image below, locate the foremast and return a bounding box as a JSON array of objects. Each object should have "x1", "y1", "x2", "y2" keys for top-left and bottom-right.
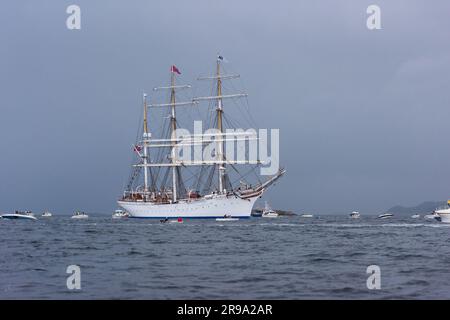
[
  {"x1": 193, "y1": 56, "x2": 286, "y2": 197},
  {"x1": 193, "y1": 55, "x2": 249, "y2": 194}
]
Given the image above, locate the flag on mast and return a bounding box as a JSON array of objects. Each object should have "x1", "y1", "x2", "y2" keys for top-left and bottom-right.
[
  {"x1": 133, "y1": 145, "x2": 143, "y2": 157},
  {"x1": 217, "y1": 55, "x2": 228, "y2": 63},
  {"x1": 171, "y1": 65, "x2": 181, "y2": 74}
]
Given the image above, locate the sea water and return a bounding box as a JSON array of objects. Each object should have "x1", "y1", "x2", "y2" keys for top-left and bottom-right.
[{"x1": 1, "y1": 214, "x2": 449, "y2": 299}]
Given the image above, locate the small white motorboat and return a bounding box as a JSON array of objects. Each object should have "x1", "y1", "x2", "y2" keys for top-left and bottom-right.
[
  {"x1": 71, "y1": 211, "x2": 89, "y2": 219},
  {"x1": 435, "y1": 200, "x2": 450, "y2": 223},
  {"x1": 349, "y1": 211, "x2": 361, "y2": 219},
  {"x1": 251, "y1": 210, "x2": 263, "y2": 217},
  {"x1": 411, "y1": 214, "x2": 420, "y2": 219},
  {"x1": 42, "y1": 211, "x2": 52, "y2": 217},
  {"x1": 1, "y1": 211, "x2": 37, "y2": 220},
  {"x1": 112, "y1": 209, "x2": 129, "y2": 219},
  {"x1": 300, "y1": 214, "x2": 314, "y2": 218},
  {"x1": 262, "y1": 202, "x2": 278, "y2": 218},
  {"x1": 216, "y1": 214, "x2": 239, "y2": 222},
  {"x1": 378, "y1": 213, "x2": 393, "y2": 219},
  {"x1": 424, "y1": 212, "x2": 441, "y2": 221}
]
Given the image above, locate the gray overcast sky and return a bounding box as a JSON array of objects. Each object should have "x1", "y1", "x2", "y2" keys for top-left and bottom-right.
[{"x1": 1, "y1": 0, "x2": 449, "y2": 214}]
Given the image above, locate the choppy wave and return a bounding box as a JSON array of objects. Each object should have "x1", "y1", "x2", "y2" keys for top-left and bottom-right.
[{"x1": 1, "y1": 214, "x2": 450, "y2": 299}]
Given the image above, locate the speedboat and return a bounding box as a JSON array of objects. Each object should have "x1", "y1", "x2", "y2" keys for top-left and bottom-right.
[
  {"x1": 1, "y1": 211, "x2": 37, "y2": 220},
  {"x1": 378, "y1": 213, "x2": 393, "y2": 219},
  {"x1": 424, "y1": 212, "x2": 441, "y2": 221},
  {"x1": 42, "y1": 211, "x2": 52, "y2": 217},
  {"x1": 216, "y1": 214, "x2": 239, "y2": 221},
  {"x1": 251, "y1": 210, "x2": 263, "y2": 217},
  {"x1": 300, "y1": 213, "x2": 314, "y2": 218},
  {"x1": 349, "y1": 211, "x2": 361, "y2": 219},
  {"x1": 435, "y1": 200, "x2": 450, "y2": 223},
  {"x1": 411, "y1": 214, "x2": 420, "y2": 219},
  {"x1": 71, "y1": 211, "x2": 88, "y2": 219},
  {"x1": 262, "y1": 202, "x2": 278, "y2": 218},
  {"x1": 112, "y1": 209, "x2": 129, "y2": 219}
]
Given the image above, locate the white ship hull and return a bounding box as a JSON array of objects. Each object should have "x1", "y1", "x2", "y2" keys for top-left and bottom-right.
[{"x1": 118, "y1": 194, "x2": 258, "y2": 219}]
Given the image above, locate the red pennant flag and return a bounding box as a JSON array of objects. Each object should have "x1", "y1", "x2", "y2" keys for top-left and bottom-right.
[
  {"x1": 133, "y1": 145, "x2": 142, "y2": 155},
  {"x1": 171, "y1": 65, "x2": 181, "y2": 75}
]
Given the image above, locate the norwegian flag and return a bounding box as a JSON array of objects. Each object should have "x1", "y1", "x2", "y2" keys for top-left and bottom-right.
[{"x1": 170, "y1": 65, "x2": 181, "y2": 75}]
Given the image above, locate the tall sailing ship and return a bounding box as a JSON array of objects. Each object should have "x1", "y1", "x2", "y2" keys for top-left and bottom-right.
[{"x1": 118, "y1": 57, "x2": 285, "y2": 218}]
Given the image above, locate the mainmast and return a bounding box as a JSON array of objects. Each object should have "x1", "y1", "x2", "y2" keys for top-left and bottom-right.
[{"x1": 216, "y1": 59, "x2": 225, "y2": 193}]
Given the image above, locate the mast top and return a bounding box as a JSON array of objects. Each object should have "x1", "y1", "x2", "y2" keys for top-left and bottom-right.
[{"x1": 142, "y1": 92, "x2": 149, "y2": 136}]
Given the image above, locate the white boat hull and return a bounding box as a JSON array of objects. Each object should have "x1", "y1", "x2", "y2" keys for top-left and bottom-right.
[
  {"x1": 118, "y1": 194, "x2": 258, "y2": 219},
  {"x1": 436, "y1": 209, "x2": 450, "y2": 223},
  {"x1": 1, "y1": 214, "x2": 36, "y2": 220},
  {"x1": 71, "y1": 215, "x2": 88, "y2": 219},
  {"x1": 350, "y1": 212, "x2": 360, "y2": 219},
  {"x1": 424, "y1": 214, "x2": 440, "y2": 221}
]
